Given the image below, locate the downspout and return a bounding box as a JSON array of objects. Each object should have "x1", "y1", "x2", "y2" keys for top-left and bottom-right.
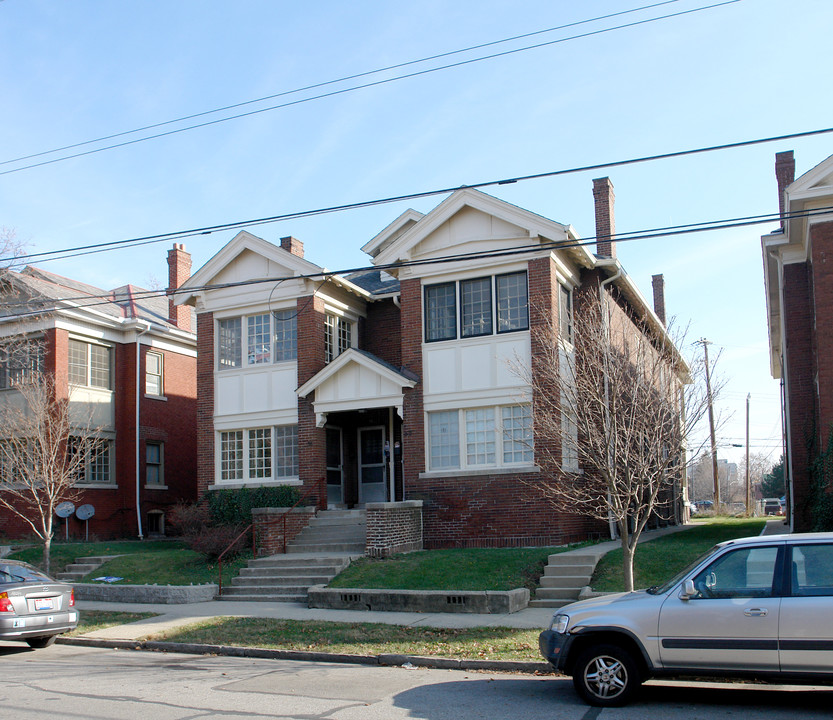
[
  {"x1": 599, "y1": 263, "x2": 622, "y2": 540},
  {"x1": 135, "y1": 322, "x2": 151, "y2": 539},
  {"x1": 773, "y1": 248, "x2": 794, "y2": 532}
]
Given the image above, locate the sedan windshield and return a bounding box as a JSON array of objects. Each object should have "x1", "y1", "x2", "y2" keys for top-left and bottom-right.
[{"x1": 0, "y1": 564, "x2": 51, "y2": 584}]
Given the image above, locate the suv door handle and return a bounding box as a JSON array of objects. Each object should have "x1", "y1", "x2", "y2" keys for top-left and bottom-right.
[{"x1": 744, "y1": 608, "x2": 768, "y2": 617}]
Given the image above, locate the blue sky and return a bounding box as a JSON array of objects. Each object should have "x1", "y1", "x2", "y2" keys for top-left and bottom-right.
[{"x1": 3, "y1": 0, "x2": 832, "y2": 469}]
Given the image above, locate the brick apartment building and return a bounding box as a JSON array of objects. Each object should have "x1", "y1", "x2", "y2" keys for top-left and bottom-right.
[
  {"x1": 179, "y1": 181, "x2": 682, "y2": 548},
  {"x1": 0, "y1": 244, "x2": 197, "y2": 539},
  {"x1": 763, "y1": 150, "x2": 833, "y2": 531}
]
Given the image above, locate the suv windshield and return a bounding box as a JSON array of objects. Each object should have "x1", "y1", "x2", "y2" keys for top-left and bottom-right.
[{"x1": 647, "y1": 544, "x2": 723, "y2": 595}]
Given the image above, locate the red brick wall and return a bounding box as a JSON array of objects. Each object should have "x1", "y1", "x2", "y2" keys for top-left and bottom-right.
[
  {"x1": 399, "y1": 278, "x2": 425, "y2": 493},
  {"x1": 361, "y1": 299, "x2": 402, "y2": 367},
  {"x1": 297, "y1": 295, "x2": 327, "y2": 508},
  {"x1": 196, "y1": 312, "x2": 215, "y2": 496},
  {"x1": 252, "y1": 506, "x2": 315, "y2": 555},
  {"x1": 783, "y1": 260, "x2": 814, "y2": 530},
  {"x1": 365, "y1": 501, "x2": 423, "y2": 557}
]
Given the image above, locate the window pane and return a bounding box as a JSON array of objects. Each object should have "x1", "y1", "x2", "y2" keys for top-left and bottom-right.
[
  {"x1": 218, "y1": 318, "x2": 242, "y2": 369},
  {"x1": 146, "y1": 442, "x2": 162, "y2": 485},
  {"x1": 220, "y1": 431, "x2": 243, "y2": 481},
  {"x1": 466, "y1": 408, "x2": 495, "y2": 465},
  {"x1": 790, "y1": 545, "x2": 833, "y2": 596},
  {"x1": 88, "y1": 440, "x2": 111, "y2": 484},
  {"x1": 502, "y1": 405, "x2": 533, "y2": 463},
  {"x1": 273, "y1": 309, "x2": 297, "y2": 362},
  {"x1": 89, "y1": 345, "x2": 111, "y2": 389},
  {"x1": 68, "y1": 340, "x2": 88, "y2": 385},
  {"x1": 275, "y1": 425, "x2": 298, "y2": 478},
  {"x1": 559, "y1": 285, "x2": 573, "y2": 343},
  {"x1": 461, "y1": 278, "x2": 492, "y2": 337},
  {"x1": 146, "y1": 352, "x2": 163, "y2": 395},
  {"x1": 325, "y1": 315, "x2": 351, "y2": 363},
  {"x1": 247, "y1": 314, "x2": 271, "y2": 365},
  {"x1": 428, "y1": 411, "x2": 459, "y2": 470},
  {"x1": 248, "y1": 428, "x2": 272, "y2": 479},
  {"x1": 692, "y1": 546, "x2": 778, "y2": 599},
  {"x1": 496, "y1": 272, "x2": 529, "y2": 332},
  {"x1": 425, "y1": 283, "x2": 457, "y2": 342}
]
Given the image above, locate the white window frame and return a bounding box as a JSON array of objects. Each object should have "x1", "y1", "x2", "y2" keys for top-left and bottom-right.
[
  {"x1": 218, "y1": 426, "x2": 299, "y2": 484},
  {"x1": 426, "y1": 404, "x2": 534, "y2": 472},
  {"x1": 325, "y1": 313, "x2": 353, "y2": 363},
  {"x1": 71, "y1": 437, "x2": 115, "y2": 487},
  {"x1": 68, "y1": 339, "x2": 112, "y2": 390},
  {"x1": 145, "y1": 351, "x2": 164, "y2": 396},
  {"x1": 218, "y1": 312, "x2": 298, "y2": 371},
  {"x1": 424, "y1": 271, "x2": 529, "y2": 343}
]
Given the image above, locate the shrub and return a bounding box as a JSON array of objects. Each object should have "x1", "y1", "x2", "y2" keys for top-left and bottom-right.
[
  {"x1": 188, "y1": 525, "x2": 249, "y2": 561},
  {"x1": 206, "y1": 486, "x2": 301, "y2": 527},
  {"x1": 168, "y1": 501, "x2": 211, "y2": 537}
]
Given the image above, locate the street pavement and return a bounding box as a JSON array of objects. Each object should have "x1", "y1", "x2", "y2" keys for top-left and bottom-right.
[{"x1": 75, "y1": 519, "x2": 787, "y2": 643}]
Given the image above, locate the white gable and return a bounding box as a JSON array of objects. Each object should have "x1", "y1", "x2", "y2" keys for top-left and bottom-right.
[
  {"x1": 415, "y1": 205, "x2": 530, "y2": 260},
  {"x1": 211, "y1": 247, "x2": 297, "y2": 286},
  {"x1": 789, "y1": 153, "x2": 833, "y2": 199}
]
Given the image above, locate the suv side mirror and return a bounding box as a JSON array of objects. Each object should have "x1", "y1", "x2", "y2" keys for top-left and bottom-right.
[{"x1": 680, "y1": 579, "x2": 697, "y2": 601}]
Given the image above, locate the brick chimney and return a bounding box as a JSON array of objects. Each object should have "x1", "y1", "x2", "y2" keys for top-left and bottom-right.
[
  {"x1": 166, "y1": 243, "x2": 192, "y2": 332},
  {"x1": 651, "y1": 273, "x2": 666, "y2": 325},
  {"x1": 775, "y1": 151, "x2": 795, "y2": 228},
  {"x1": 280, "y1": 236, "x2": 304, "y2": 258},
  {"x1": 593, "y1": 177, "x2": 616, "y2": 258}
]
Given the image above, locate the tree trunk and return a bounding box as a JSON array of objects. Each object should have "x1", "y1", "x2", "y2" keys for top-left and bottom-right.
[
  {"x1": 43, "y1": 533, "x2": 52, "y2": 576},
  {"x1": 622, "y1": 538, "x2": 636, "y2": 592}
]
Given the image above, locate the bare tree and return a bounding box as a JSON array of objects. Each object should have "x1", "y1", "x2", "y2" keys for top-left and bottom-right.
[
  {"x1": 0, "y1": 227, "x2": 27, "y2": 269},
  {"x1": 519, "y1": 296, "x2": 719, "y2": 591},
  {"x1": 0, "y1": 344, "x2": 101, "y2": 574}
]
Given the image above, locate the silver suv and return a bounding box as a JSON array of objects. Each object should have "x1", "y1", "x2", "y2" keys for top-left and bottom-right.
[{"x1": 539, "y1": 532, "x2": 833, "y2": 706}]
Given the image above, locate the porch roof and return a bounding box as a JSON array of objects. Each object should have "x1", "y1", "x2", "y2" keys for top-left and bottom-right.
[{"x1": 296, "y1": 349, "x2": 418, "y2": 427}]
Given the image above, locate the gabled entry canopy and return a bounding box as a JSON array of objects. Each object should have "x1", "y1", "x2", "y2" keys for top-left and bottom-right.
[{"x1": 296, "y1": 348, "x2": 418, "y2": 427}]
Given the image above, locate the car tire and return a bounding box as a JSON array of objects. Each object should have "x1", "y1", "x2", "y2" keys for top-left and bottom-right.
[
  {"x1": 26, "y1": 635, "x2": 57, "y2": 649},
  {"x1": 572, "y1": 643, "x2": 641, "y2": 707}
]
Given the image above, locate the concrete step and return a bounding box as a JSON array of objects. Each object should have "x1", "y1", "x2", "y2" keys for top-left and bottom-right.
[
  {"x1": 238, "y1": 565, "x2": 345, "y2": 577},
  {"x1": 287, "y1": 542, "x2": 365, "y2": 554},
  {"x1": 217, "y1": 592, "x2": 307, "y2": 603},
  {"x1": 293, "y1": 529, "x2": 365, "y2": 542},
  {"x1": 528, "y1": 598, "x2": 574, "y2": 609},
  {"x1": 543, "y1": 563, "x2": 595, "y2": 576},
  {"x1": 534, "y1": 587, "x2": 583, "y2": 602},
  {"x1": 539, "y1": 575, "x2": 592, "y2": 589},
  {"x1": 231, "y1": 575, "x2": 332, "y2": 587},
  {"x1": 247, "y1": 555, "x2": 353, "y2": 569},
  {"x1": 223, "y1": 583, "x2": 313, "y2": 595}
]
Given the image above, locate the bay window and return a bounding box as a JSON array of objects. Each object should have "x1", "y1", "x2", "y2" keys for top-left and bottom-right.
[{"x1": 220, "y1": 426, "x2": 298, "y2": 483}]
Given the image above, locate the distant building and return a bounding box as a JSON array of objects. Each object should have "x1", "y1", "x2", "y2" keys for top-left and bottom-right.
[
  {"x1": 762, "y1": 150, "x2": 833, "y2": 530},
  {"x1": 0, "y1": 245, "x2": 197, "y2": 538}
]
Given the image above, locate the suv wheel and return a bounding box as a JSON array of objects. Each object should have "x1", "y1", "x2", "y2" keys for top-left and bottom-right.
[{"x1": 572, "y1": 643, "x2": 641, "y2": 707}]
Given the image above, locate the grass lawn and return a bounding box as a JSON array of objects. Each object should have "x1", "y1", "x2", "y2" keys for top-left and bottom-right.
[
  {"x1": 591, "y1": 517, "x2": 767, "y2": 592},
  {"x1": 9, "y1": 540, "x2": 251, "y2": 589},
  {"x1": 146, "y1": 617, "x2": 544, "y2": 662},
  {"x1": 329, "y1": 545, "x2": 591, "y2": 596}
]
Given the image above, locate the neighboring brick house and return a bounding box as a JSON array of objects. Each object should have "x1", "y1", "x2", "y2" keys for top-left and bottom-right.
[
  {"x1": 762, "y1": 150, "x2": 833, "y2": 531},
  {"x1": 179, "y1": 182, "x2": 679, "y2": 548},
  {"x1": 0, "y1": 244, "x2": 197, "y2": 539}
]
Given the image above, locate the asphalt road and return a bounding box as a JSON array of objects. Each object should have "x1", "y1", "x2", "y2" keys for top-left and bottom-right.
[{"x1": 2, "y1": 642, "x2": 833, "y2": 720}]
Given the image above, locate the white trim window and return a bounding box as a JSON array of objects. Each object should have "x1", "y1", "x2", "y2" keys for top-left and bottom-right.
[
  {"x1": 218, "y1": 312, "x2": 297, "y2": 370},
  {"x1": 219, "y1": 426, "x2": 298, "y2": 483},
  {"x1": 145, "y1": 351, "x2": 163, "y2": 396},
  {"x1": 69, "y1": 437, "x2": 114, "y2": 485},
  {"x1": 325, "y1": 314, "x2": 352, "y2": 363},
  {"x1": 559, "y1": 345, "x2": 579, "y2": 472},
  {"x1": 424, "y1": 271, "x2": 529, "y2": 343},
  {"x1": 68, "y1": 339, "x2": 111, "y2": 389},
  {"x1": 427, "y1": 404, "x2": 533, "y2": 471},
  {"x1": 0, "y1": 341, "x2": 43, "y2": 389}
]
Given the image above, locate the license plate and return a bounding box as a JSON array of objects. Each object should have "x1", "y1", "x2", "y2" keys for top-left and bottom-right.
[{"x1": 34, "y1": 598, "x2": 54, "y2": 611}]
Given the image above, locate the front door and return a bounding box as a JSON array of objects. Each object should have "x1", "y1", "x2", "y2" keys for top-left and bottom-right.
[
  {"x1": 325, "y1": 427, "x2": 344, "y2": 508},
  {"x1": 358, "y1": 426, "x2": 386, "y2": 504},
  {"x1": 658, "y1": 544, "x2": 782, "y2": 672}
]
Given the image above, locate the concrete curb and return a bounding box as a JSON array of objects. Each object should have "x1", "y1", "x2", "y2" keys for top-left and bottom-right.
[{"x1": 56, "y1": 636, "x2": 555, "y2": 675}]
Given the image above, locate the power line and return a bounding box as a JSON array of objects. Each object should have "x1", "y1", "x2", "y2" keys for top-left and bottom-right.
[
  {"x1": 0, "y1": 1, "x2": 739, "y2": 177},
  {"x1": 4, "y1": 125, "x2": 832, "y2": 267},
  {"x1": 3, "y1": 204, "x2": 832, "y2": 318},
  {"x1": 0, "y1": 1, "x2": 683, "y2": 169}
]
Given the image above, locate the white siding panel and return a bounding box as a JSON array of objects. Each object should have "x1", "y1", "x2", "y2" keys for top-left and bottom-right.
[
  {"x1": 425, "y1": 347, "x2": 458, "y2": 394},
  {"x1": 270, "y1": 364, "x2": 298, "y2": 409},
  {"x1": 460, "y1": 344, "x2": 492, "y2": 390},
  {"x1": 243, "y1": 372, "x2": 270, "y2": 413},
  {"x1": 215, "y1": 374, "x2": 241, "y2": 415}
]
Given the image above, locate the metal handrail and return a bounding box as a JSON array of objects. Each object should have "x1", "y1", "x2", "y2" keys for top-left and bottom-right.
[{"x1": 217, "y1": 522, "x2": 254, "y2": 595}]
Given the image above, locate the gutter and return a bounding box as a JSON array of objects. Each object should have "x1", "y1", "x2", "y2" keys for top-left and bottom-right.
[{"x1": 133, "y1": 321, "x2": 152, "y2": 539}]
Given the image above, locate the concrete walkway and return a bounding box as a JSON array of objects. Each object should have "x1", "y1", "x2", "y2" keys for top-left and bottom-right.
[{"x1": 75, "y1": 520, "x2": 753, "y2": 641}]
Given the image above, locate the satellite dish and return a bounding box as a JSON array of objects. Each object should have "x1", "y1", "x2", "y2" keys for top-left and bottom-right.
[
  {"x1": 76, "y1": 504, "x2": 95, "y2": 521},
  {"x1": 56, "y1": 501, "x2": 75, "y2": 518}
]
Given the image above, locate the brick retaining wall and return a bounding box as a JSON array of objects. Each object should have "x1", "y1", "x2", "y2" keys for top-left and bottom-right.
[{"x1": 365, "y1": 500, "x2": 423, "y2": 557}]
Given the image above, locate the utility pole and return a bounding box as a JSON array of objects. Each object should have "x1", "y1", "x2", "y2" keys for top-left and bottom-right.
[
  {"x1": 699, "y1": 339, "x2": 720, "y2": 511},
  {"x1": 745, "y1": 393, "x2": 751, "y2": 516}
]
